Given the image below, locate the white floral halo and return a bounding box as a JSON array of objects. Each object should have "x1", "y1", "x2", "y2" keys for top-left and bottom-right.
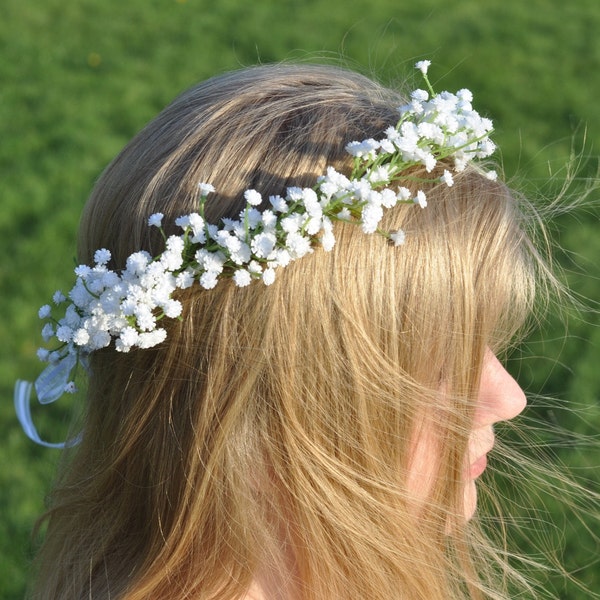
[{"x1": 15, "y1": 62, "x2": 497, "y2": 445}]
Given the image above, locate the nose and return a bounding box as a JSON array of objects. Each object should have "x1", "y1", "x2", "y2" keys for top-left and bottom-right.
[{"x1": 475, "y1": 349, "x2": 527, "y2": 426}]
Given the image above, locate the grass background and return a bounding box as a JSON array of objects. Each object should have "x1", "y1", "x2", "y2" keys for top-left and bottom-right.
[{"x1": 1, "y1": 0, "x2": 599, "y2": 598}]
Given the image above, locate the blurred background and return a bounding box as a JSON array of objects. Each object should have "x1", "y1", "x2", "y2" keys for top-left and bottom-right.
[{"x1": 1, "y1": 0, "x2": 598, "y2": 598}]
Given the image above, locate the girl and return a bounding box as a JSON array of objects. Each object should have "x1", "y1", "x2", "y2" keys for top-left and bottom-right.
[{"x1": 19, "y1": 62, "x2": 561, "y2": 599}]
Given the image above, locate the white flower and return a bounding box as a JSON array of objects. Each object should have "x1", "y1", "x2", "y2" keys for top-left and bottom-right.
[
  {"x1": 272, "y1": 248, "x2": 292, "y2": 267},
  {"x1": 74, "y1": 264, "x2": 92, "y2": 278},
  {"x1": 390, "y1": 229, "x2": 406, "y2": 246},
  {"x1": 345, "y1": 138, "x2": 380, "y2": 159},
  {"x1": 101, "y1": 271, "x2": 120, "y2": 289},
  {"x1": 411, "y1": 88, "x2": 429, "y2": 102},
  {"x1": 304, "y1": 216, "x2": 323, "y2": 236},
  {"x1": 380, "y1": 188, "x2": 397, "y2": 209},
  {"x1": 477, "y1": 139, "x2": 496, "y2": 158},
  {"x1": 163, "y1": 299, "x2": 183, "y2": 318},
  {"x1": 285, "y1": 187, "x2": 304, "y2": 201},
  {"x1": 175, "y1": 215, "x2": 190, "y2": 228},
  {"x1": 251, "y1": 232, "x2": 277, "y2": 259},
  {"x1": 94, "y1": 248, "x2": 112, "y2": 265},
  {"x1": 368, "y1": 165, "x2": 392, "y2": 185},
  {"x1": 415, "y1": 60, "x2": 431, "y2": 74},
  {"x1": 72, "y1": 328, "x2": 90, "y2": 346},
  {"x1": 134, "y1": 305, "x2": 156, "y2": 331},
  {"x1": 126, "y1": 251, "x2": 151, "y2": 275},
  {"x1": 420, "y1": 152, "x2": 437, "y2": 172},
  {"x1": 281, "y1": 214, "x2": 304, "y2": 234},
  {"x1": 56, "y1": 325, "x2": 73, "y2": 343},
  {"x1": 36, "y1": 348, "x2": 50, "y2": 361},
  {"x1": 440, "y1": 170, "x2": 454, "y2": 187},
  {"x1": 229, "y1": 242, "x2": 252, "y2": 265},
  {"x1": 414, "y1": 191, "x2": 428, "y2": 208},
  {"x1": 89, "y1": 329, "x2": 111, "y2": 349},
  {"x1": 378, "y1": 138, "x2": 395, "y2": 154},
  {"x1": 245, "y1": 208, "x2": 263, "y2": 229},
  {"x1": 188, "y1": 212, "x2": 205, "y2": 233},
  {"x1": 336, "y1": 207, "x2": 351, "y2": 221},
  {"x1": 52, "y1": 291, "x2": 66, "y2": 304},
  {"x1": 199, "y1": 250, "x2": 225, "y2": 274},
  {"x1": 198, "y1": 182, "x2": 215, "y2": 196},
  {"x1": 456, "y1": 88, "x2": 473, "y2": 103},
  {"x1": 321, "y1": 217, "x2": 335, "y2": 251},
  {"x1": 248, "y1": 260, "x2": 263, "y2": 274},
  {"x1": 262, "y1": 268, "x2": 276, "y2": 286},
  {"x1": 148, "y1": 213, "x2": 164, "y2": 227},
  {"x1": 31, "y1": 65, "x2": 500, "y2": 385},
  {"x1": 206, "y1": 223, "x2": 219, "y2": 240},
  {"x1": 260, "y1": 209, "x2": 277, "y2": 230},
  {"x1": 233, "y1": 269, "x2": 252, "y2": 287},
  {"x1": 200, "y1": 271, "x2": 219, "y2": 290},
  {"x1": 360, "y1": 203, "x2": 384, "y2": 234},
  {"x1": 302, "y1": 192, "x2": 323, "y2": 219},
  {"x1": 64, "y1": 304, "x2": 81, "y2": 328},
  {"x1": 285, "y1": 232, "x2": 312, "y2": 258},
  {"x1": 485, "y1": 170, "x2": 498, "y2": 181},
  {"x1": 319, "y1": 167, "x2": 350, "y2": 198},
  {"x1": 137, "y1": 329, "x2": 167, "y2": 349},
  {"x1": 244, "y1": 189, "x2": 262, "y2": 206},
  {"x1": 38, "y1": 304, "x2": 52, "y2": 319},
  {"x1": 397, "y1": 187, "x2": 412, "y2": 201},
  {"x1": 118, "y1": 326, "x2": 139, "y2": 349},
  {"x1": 175, "y1": 269, "x2": 195, "y2": 289},
  {"x1": 269, "y1": 195, "x2": 288, "y2": 213}
]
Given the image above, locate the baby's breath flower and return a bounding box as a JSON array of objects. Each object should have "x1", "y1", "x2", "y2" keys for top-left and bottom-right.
[
  {"x1": 262, "y1": 268, "x2": 276, "y2": 286},
  {"x1": 198, "y1": 182, "x2": 215, "y2": 196},
  {"x1": 36, "y1": 348, "x2": 50, "y2": 361},
  {"x1": 94, "y1": 249, "x2": 111, "y2": 265},
  {"x1": 175, "y1": 215, "x2": 190, "y2": 228},
  {"x1": 163, "y1": 299, "x2": 183, "y2": 319},
  {"x1": 29, "y1": 60, "x2": 499, "y2": 420},
  {"x1": 336, "y1": 207, "x2": 352, "y2": 221},
  {"x1": 269, "y1": 195, "x2": 288, "y2": 213},
  {"x1": 175, "y1": 269, "x2": 195, "y2": 289},
  {"x1": 414, "y1": 191, "x2": 428, "y2": 209},
  {"x1": 415, "y1": 60, "x2": 431, "y2": 74},
  {"x1": 56, "y1": 325, "x2": 73, "y2": 343},
  {"x1": 200, "y1": 271, "x2": 219, "y2": 290},
  {"x1": 148, "y1": 213, "x2": 164, "y2": 228},
  {"x1": 38, "y1": 305, "x2": 52, "y2": 319},
  {"x1": 72, "y1": 328, "x2": 90, "y2": 346},
  {"x1": 244, "y1": 189, "x2": 262, "y2": 206},
  {"x1": 397, "y1": 187, "x2": 412, "y2": 201},
  {"x1": 440, "y1": 170, "x2": 454, "y2": 187},
  {"x1": 390, "y1": 229, "x2": 406, "y2": 246},
  {"x1": 74, "y1": 265, "x2": 92, "y2": 278},
  {"x1": 41, "y1": 323, "x2": 54, "y2": 342},
  {"x1": 233, "y1": 269, "x2": 252, "y2": 287}
]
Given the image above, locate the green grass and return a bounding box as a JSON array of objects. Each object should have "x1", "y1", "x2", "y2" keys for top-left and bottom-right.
[{"x1": 1, "y1": 0, "x2": 599, "y2": 598}]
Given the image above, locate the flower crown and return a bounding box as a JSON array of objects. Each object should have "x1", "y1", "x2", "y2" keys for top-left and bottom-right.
[{"x1": 15, "y1": 62, "x2": 496, "y2": 446}]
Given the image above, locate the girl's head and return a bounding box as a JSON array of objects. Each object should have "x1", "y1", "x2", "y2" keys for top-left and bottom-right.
[{"x1": 34, "y1": 64, "x2": 540, "y2": 599}]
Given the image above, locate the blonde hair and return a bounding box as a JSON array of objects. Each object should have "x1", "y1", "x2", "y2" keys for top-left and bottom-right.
[{"x1": 29, "y1": 64, "x2": 542, "y2": 599}]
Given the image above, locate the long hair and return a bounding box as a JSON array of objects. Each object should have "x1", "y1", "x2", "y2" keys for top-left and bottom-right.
[{"x1": 29, "y1": 64, "x2": 543, "y2": 599}]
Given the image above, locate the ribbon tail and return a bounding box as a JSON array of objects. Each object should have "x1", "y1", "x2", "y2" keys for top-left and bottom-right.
[{"x1": 14, "y1": 380, "x2": 81, "y2": 449}]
